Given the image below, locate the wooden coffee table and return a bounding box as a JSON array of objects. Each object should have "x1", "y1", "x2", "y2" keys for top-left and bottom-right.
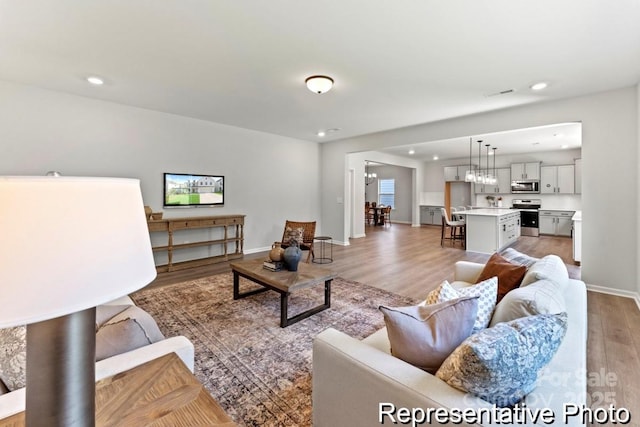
[{"x1": 230, "y1": 258, "x2": 337, "y2": 327}]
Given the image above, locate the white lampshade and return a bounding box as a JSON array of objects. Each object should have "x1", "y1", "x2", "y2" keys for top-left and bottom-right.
[
  {"x1": 305, "y1": 75, "x2": 334, "y2": 94},
  {"x1": 0, "y1": 176, "x2": 156, "y2": 328}
]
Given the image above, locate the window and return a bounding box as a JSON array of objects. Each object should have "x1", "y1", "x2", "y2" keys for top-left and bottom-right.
[{"x1": 378, "y1": 179, "x2": 395, "y2": 209}]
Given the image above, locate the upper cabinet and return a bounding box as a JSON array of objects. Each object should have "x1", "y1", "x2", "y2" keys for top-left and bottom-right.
[
  {"x1": 510, "y1": 162, "x2": 541, "y2": 180},
  {"x1": 575, "y1": 158, "x2": 582, "y2": 194},
  {"x1": 474, "y1": 168, "x2": 511, "y2": 194},
  {"x1": 541, "y1": 165, "x2": 575, "y2": 194},
  {"x1": 444, "y1": 165, "x2": 473, "y2": 182}
]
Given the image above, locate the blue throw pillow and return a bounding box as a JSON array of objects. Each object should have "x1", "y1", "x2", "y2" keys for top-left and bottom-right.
[{"x1": 435, "y1": 312, "x2": 568, "y2": 407}]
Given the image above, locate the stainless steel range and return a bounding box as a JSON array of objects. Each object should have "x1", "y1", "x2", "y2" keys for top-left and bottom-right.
[{"x1": 512, "y1": 199, "x2": 541, "y2": 237}]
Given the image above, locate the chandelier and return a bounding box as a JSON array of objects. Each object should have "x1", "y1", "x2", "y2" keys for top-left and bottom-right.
[
  {"x1": 365, "y1": 161, "x2": 377, "y2": 185},
  {"x1": 464, "y1": 138, "x2": 497, "y2": 185}
]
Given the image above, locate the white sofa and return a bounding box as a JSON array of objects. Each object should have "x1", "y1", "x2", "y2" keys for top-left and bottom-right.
[
  {"x1": 313, "y1": 259, "x2": 587, "y2": 427},
  {"x1": 0, "y1": 295, "x2": 194, "y2": 420}
]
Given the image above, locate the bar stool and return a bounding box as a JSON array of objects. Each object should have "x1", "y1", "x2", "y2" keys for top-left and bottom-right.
[{"x1": 440, "y1": 208, "x2": 465, "y2": 247}]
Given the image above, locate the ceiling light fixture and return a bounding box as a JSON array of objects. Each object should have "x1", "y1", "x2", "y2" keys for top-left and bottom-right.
[
  {"x1": 305, "y1": 75, "x2": 334, "y2": 94},
  {"x1": 465, "y1": 137, "x2": 476, "y2": 183},
  {"x1": 530, "y1": 82, "x2": 548, "y2": 91},
  {"x1": 86, "y1": 76, "x2": 104, "y2": 85},
  {"x1": 433, "y1": 155, "x2": 439, "y2": 161},
  {"x1": 365, "y1": 161, "x2": 377, "y2": 186},
  {"x1": 408, "y1": 149, "x2": 415, "y2": 155},
  {"x1": 317, "y1": 131, "x2": 326, "y2": 137}
]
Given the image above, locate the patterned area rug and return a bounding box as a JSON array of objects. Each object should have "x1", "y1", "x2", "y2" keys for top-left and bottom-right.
[{"x1": 131, "y1": 272, "x2": 416, "y2": 427}]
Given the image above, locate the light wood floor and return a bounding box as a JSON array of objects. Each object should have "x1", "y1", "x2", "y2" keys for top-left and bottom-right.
[{"x1": 148, "y1": 223, "x2": 640, "y2": 424}]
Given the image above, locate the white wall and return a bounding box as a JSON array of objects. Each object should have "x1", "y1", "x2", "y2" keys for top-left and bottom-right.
[
  {"x1": 322, "y1": 87, "x2": 638, "y2": 293},
  {"x1": 0, "y1": 80, "x2": 321, "y2": 255}
]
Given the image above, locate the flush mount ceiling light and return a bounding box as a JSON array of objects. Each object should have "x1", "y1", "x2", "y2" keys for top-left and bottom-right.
[
  {"x1": 86, "y1": 76, "x2": 104, "y2": 85},
  {"x1": 305, "y1": 75, "x2": 334, "y2": 94},
  {"x1": 530, "y1": 82, "x2": 548, "y2": 91},
  {"x1": 408, "y1": 149, "x2": 415, "y2": 155},
  {"x1": 317, "y1": 130, "x2": 326, "y2": 137}
]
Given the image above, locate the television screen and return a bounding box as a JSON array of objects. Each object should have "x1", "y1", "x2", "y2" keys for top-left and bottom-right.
[{"x1": 163, "y1": 173, "x2": 224, "y2": 207}]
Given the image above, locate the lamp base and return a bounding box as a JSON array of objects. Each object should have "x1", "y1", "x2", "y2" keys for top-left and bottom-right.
[{"x1": 26, "y1": 308, "x2": 96, "y2": 427}]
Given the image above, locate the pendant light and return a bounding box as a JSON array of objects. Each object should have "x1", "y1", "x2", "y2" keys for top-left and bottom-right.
[
  {"x1": 475, "y1": 140, "x2": 485, "y2": 184},
  {"x1": 464, "y1": 137, "x2": 476, "y2": 182},
  {"x1": 484, "y1": 143, "x2": 494, "y2": 185},
  {"x1": 490, "y1": 147, "x2": 498, "y2": 186}
]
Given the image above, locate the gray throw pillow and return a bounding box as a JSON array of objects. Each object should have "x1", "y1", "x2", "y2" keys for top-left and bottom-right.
[
  {"x1": 379, "y1": 296, "x2": 479, "y2": 374},
  {"x1": 436, "y1": 312, "x2": 568, "y2": 407},
  {"x1": 95, "y1": 306, "x2": 165, "y2": 361}
]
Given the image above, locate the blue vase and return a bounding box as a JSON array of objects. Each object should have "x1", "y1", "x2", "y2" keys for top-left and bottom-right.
[{"x1": 283, "y1": 243, "x2": 302, "y2": 271}]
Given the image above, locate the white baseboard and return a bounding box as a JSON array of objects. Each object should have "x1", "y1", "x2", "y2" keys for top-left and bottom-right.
[
  {"x1": 586, "y1": 284, "x2": 640, "y2": 311},
  {"x1": 245, "y1": 246, "x2": 271, "y2": 255},
  {"x1": 351, "y1": 233, "x2": 366, "y2": 239}
]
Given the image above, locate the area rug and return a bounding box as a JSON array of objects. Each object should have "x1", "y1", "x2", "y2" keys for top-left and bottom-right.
[{"x1": 131, "y1": 272, "x2": 417, "y2": 427}]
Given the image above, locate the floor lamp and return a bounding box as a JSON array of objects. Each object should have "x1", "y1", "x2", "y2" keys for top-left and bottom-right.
[{"x1": 0, "y1": 176, "x2": 157, "y2": 427}]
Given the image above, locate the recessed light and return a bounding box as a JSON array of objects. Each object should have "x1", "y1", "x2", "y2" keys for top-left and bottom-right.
[
  {"x1": 408, "y1": 149, "x2": 415, "y2": 155},
  {"x1": 317, "y1": 131, "x2": 326, "y2": 137},
  {"x1": 561, "y1": 144, "x2": 569, "y2": 149},
  {"x1": 530, "y1": 82, "x2": 548, "y2": 91},
  {"x1": 433, "y1": 155, "x2": 439, "y2": 161},
  {"x1": 87, "y1": 76, "x2": 104, "y2": 85}
]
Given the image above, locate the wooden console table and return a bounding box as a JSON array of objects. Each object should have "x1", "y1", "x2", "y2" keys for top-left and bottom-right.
[
  {"x1": 148, "y1": 214, "x2": 245, "y2": 273},
  {"x1": 0, "y1": 353, "x2": 236, "y2": 426}
]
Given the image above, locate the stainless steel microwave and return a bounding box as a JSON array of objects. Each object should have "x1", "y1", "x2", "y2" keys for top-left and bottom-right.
[{"x1": 511, "y1": 180, "x2": 540, "y2": 194}]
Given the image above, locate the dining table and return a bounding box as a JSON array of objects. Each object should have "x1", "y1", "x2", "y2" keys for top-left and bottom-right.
[{"x1": 370, "y1": 205, "x2": 387, "y2": 226}]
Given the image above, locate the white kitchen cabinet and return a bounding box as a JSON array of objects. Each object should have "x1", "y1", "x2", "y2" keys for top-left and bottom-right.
[
  {"x1": 539, "y1": 210, "x2": 575, "y2": 236},
  {"x1": 420, "y1": 206, "x2": 443, "y2": 226},
  {"x1": 511, "y1": 162, "x2": 540, "y2": 180},
  {"x1": 444, "y1": 165, "x2": 472, "y2": 182},
  {"x1": 575, "y1": 159, "x2": 582, "y2": 194},
  {"x1": 474, "y1": 168, "x2": 511, "y2": 194},
  {"x1": 541, "y1": 165, "x2": 575, "y2": 194}
]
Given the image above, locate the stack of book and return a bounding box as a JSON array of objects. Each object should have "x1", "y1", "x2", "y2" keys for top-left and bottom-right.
[{"x1": 263, "y1": 259, "x2": 284, "y2": 271}]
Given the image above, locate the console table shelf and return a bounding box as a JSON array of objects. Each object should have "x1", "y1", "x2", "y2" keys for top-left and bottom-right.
[{"x1": 148, "y1": 214, "x2": 245, "y2": 273}]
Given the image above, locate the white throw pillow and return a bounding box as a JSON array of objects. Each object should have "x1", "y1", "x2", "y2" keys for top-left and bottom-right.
[
  {"x1": 520, "y1": 255, "x2": 569, "y2": 290},
  {"x1": 426, "y1": 278, "x2": 498, "y2": 332},
  {"x1": 490, "y1": 279, "x2": 566, "y2": 326}
]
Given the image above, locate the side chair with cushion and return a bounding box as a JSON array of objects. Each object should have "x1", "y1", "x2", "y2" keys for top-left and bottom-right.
[
  {"x1": 281, "y1": 220, "x2": 316, "y2": 263},
  {"x1": 382, "y1": 206, "x2": 392, "y2": 226}
]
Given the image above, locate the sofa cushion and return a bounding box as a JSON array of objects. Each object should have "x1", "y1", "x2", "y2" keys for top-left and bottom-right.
[
  {"x1": 500, "y1": 248, "x2": 539, "y2": 268},
  {"x1": 476, "y1": 253, "x2": 527, "y2": 303},
  {"x1": 490, "y1": 279, "x2": 566, "y2": 326},
  {"x1": 95, "y1": 305, "x2": 165, "y2": 361},
  {"x1": 379, "y1": 296, "x2": 478, "y2": 373},
  {"x1": 0, "y1": 326, "x2": 26, "y2": 391},
  {"x1": 436, "y1": 312, "x2": 568, "y2": 407},
  {"x1": 426, "y1": 278, "x2": 497, "y2": 333},
  {"x1": 520, "y1": 255, "x2": 569, "y2": 290}
]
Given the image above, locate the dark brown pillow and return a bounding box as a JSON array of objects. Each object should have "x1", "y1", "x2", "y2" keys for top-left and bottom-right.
[{"x1": 476, "y1": 253, "x2": 527, "y2": 303}]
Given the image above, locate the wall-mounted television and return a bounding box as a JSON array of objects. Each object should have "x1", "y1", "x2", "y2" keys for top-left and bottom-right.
[{"x1": 163, "y1": 172, "x2": 224, "y2": 208}]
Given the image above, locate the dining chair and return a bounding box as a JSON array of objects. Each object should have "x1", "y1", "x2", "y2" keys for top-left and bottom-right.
[{"x1": 381, "y1": 206, "x2": 392, "y2": 226}]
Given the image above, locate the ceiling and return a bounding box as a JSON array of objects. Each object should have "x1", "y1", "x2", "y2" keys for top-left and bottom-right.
[
  {"x1": 0, "y1": 1, "x2": 638, "y2": 143},
  {"x1": 379, "y1": 122, "x2": 582, "y2": 162}
]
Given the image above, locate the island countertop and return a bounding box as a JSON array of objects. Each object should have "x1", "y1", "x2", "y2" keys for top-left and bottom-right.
[{"x1": 456, "y1": 208, "x2": 518, "y2": 217}]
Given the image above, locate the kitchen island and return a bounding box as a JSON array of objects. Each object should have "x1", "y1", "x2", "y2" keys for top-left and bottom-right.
[{"x1": 456, "y1": 208, "x2": 520, "y2": 254}]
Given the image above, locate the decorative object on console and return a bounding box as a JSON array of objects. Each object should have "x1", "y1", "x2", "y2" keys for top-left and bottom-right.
[
  {"x1": 436, "y1": 312, "x2": 568, "y2": 407},
  {"x1": 0, "y1": 175, "x2": 156, "y2": 427},
  {"x1": 379, "y1": 297, "x2": 478, "y2": 373},
  {"x1": 283, "y1": 241, "x2": 302, "y2": 271}
]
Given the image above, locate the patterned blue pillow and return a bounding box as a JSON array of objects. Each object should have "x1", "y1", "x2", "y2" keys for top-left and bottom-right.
[{"x1": 436, "y1": 312, "x2": 568, "y2": 407}]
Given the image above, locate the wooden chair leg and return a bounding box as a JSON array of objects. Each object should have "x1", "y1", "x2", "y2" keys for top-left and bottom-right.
[{"x1": 441, "y1": 223, "x2": 445, "y2": 247}]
